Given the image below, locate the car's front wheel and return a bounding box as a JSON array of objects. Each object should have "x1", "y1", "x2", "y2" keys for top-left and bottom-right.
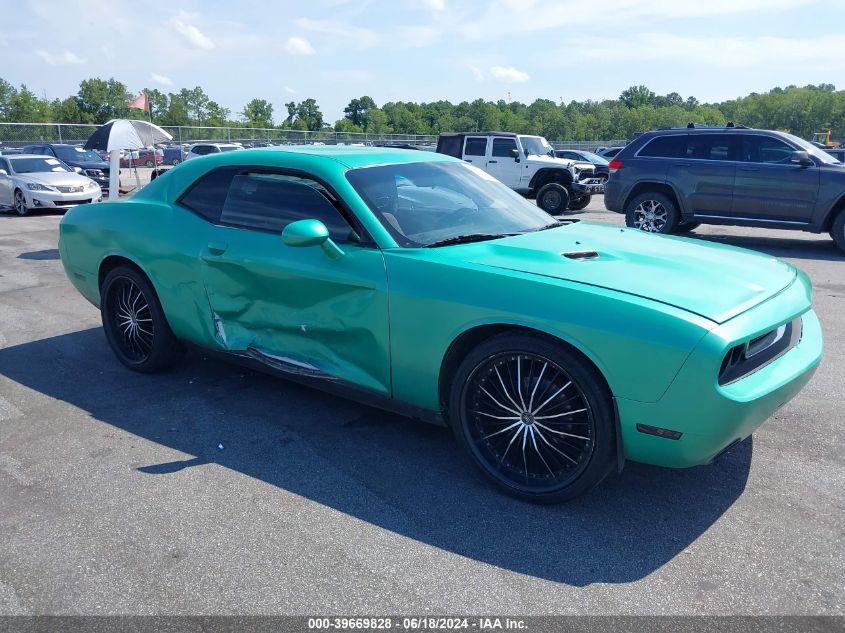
[
  {"x1": 536, "y1": 183, "x2": 570, "y2": 215},
  {"x1": 831, "y1": 209, "x2": 845, "y2": 254},
  {"x1": 449, "y1": 333, "x2": 616, "y2": 503},
  {"x1": 625, "y1": 192, "x2": 679, "y2": 234},
  {"x1": 171, "y1": 158, "x2": 181, "y2": 166},
  {"x1": 13, "y1": 189, "x2": 28, "y2": 216},
  {"x1": 144, "y1": 160, "x2": 154, "y2": 168},
  {"x1": 100, "y1": 266, "x2": 184, "y2": 373}
]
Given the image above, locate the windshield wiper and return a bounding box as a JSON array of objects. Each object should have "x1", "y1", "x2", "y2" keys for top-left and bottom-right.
[{"x1": 422, "y1": 232, "x2": 517, "y2": 248}]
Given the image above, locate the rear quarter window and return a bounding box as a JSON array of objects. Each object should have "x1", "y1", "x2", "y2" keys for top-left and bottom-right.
[{"x1": 637, "y1": 135, "x2": 687, "y2": 158}]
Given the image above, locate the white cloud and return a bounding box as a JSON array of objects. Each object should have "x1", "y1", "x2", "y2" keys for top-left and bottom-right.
[
  {"x1": 420, "y1": 0, "x2": 445, "y2": 11},
  {"x1": 490, "y1": 65, "x2": 530, "y2": 83},
  {"x1": 294, "y1": 18, "x2": 380, "y2": 48},
  {"x1": 284, "y1": 86, "x2": 297, "y2": 94},
  {"x1": 166, "y1": 12, "x2": 214, "y2": 50},
  {"x1": 460, "y1": 0, "x2": 816, "y2": 39},
  {"x1": 572, "y1": 32, "x2": 845, "y2": 69},
  {"x1": 150, "y1": 72, "x2": 173, "y2": 86},
  {"x1": 467, "y1": 64, "x2": 484, "y2": 81},
  {"x1": 284, "y1": 36, "x2": 315, "y2": 56},
  {"x1": 34, "y1": 50, "x2": 84, "y2": 65}
]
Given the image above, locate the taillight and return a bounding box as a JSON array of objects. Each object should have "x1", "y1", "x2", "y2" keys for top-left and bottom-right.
[{"x1": 608, "y1": 159, "x2": 623, "y2": 172}]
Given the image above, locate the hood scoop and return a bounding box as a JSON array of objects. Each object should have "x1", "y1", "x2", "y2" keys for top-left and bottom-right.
[{"x1": 562, "y1": 250, "x2": 599, "y2": 260}]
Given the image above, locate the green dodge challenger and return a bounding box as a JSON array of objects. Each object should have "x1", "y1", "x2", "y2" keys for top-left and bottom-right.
[{"x1": 59, "y1": 147, "x2": 822, "y2": 502}]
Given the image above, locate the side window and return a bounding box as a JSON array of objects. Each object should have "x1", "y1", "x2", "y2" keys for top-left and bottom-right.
[
  {"x1": 464, "y1": 137, "x2": 488, "y2": 157},
  {"x1": 638, "y1": 135, "x2": 686, "y2": 158},
  {"x1": 178, "y1": 167, "x2": 238, "y2": 222},
  {"x1": 491, "y1": 137, "x2": 518, "y2": 158},
  {"x1": 560, "y1": 151, "x2": 578, "y2": 160},
  {"x1": 0, "y1": 158, "x2": 9, "y2": 173},
  {"x1": 741, "y1": 136, "x2": 794, "y2": 164},
  {"x1": 681, "y1": 134, "x2": 735, "y2": 161},
  {"x1": 220, "y1": 173, "x2": 354, "y2": 242}
]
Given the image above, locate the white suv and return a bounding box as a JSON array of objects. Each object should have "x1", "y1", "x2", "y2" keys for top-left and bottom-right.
[{"x1": 185, "y1": 143, "x2": 243, "y2": 161}]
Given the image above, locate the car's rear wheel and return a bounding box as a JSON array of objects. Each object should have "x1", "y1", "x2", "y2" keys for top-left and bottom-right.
[
  {"x1": 536, "y1": 183, "x2": 570, "y2": 215},
  {"x1": 100, "y1": 266, "x2": 184, "y2": 373},
  {"x1": 831, "y1": 209, "x2": 845, "y2": 254},
  {"x1": 625, "y1": 192, "x2": 679, "y2": 234},
  {"x1": 144, "y1": 160, "x2": 154, "y2": 168},
  {"x1": 674, "y1": 221, "x2": 701, "y2": 234},
  {"x1": 171, "y1": 158, "x2": 180, "y2": 166},
  {"x1": 13, "y1": 189, "x2": 28, "y2": 216},
  {"x1": 449, "y1": 333, "x2": 616, "y2": 503},
  {"x1": 568, "y1": 194, "x2": 591, "y2": 211}
]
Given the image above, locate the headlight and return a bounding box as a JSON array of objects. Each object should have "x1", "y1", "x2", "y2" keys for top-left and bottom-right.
[
  {"x1": 86, "y1": 180, "x2": 99, "y2": 189},
  {"x1": 85, "y1": 169, "x2": 104, "y2": 178},
  {"x1": 26, "y1": 183, "x2": 55, "y2": 191}
]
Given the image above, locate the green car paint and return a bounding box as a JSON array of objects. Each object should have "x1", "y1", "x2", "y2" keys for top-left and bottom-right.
[{"x1": 58, "y1": 146, "x2": 823, "y2": 470}]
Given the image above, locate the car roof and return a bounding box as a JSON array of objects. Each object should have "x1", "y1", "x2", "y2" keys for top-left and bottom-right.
[
  {"x1": 6, "y1": 154, "x2": 49, "y2": 159},
  {"x1": 252, "y1": 145, "x2": 457, "y2": 168},
  {"x1": 438, "y1": 131, "x2": 519, "y2": 138}
]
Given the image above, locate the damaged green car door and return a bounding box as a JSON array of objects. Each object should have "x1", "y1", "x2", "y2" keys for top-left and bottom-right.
[{"x1": 196, "y1": 170, "x2": 392, "y2": 395}]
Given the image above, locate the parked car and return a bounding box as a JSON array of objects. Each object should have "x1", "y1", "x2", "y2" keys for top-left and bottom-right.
[
  {"x1": 604, "y1": 124, "x2": 845, "y2": 252},
  {"x1": 554, "y1": 150, "x2": 610, "y2": 184},
  {"x1": 119, "y1": 149, "x2": 163, "y2": 168},
  {"x1": 162, "y1": 147, "x2": 187, "y2": 165},
  {"x1": 595, "y1": 146, "x2": 625, "y2": 158},
  {"x1": 0, "y1": 154, "x2": 101, "y2": 215},
  {"x1": 437, "y1": 132, "x2": 601, "y2": 213},
  {"x1": 22, "y1": 143, "x2": 113, "y2": 190},
  {"x1": 0, "y1": 147, "x2": 23, "y2": 156},
  {"x1": 184, "y1": 143, "x2": 244, "y2": 160},
  {"x1": 58, "y1": 146, "x2": 821, "y2": 502}
]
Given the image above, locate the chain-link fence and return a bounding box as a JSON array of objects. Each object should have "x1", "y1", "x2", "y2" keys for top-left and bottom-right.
[{"x1": 0, "y1": 122, "x2": 626, "y2": 152}]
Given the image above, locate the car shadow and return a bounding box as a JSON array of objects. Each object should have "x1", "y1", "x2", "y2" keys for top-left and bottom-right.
[
  {"x1": 17, "y1": 248, "x2": 60, "y2": 260},
  {"x1": 688, "y1": 232, "x2": 844, "y2": 262},
  {"x1": 0, "y1": 328, "x2": 753, "y2": 586}
]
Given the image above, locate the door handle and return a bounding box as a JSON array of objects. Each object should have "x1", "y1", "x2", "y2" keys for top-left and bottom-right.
[
  {"x1": 673, "y1": 163, "x2": 691, "y2": 167},
  {"x1": 464, "y1": 159, "x2": 473, "y2": 162},
  {"x1": 739, "y1": 167, "x2": 759, "y2": 172},
  {"x1": 488, "y1": 160, "x2": 498, "y2": 164},
  {"x1": 206, "y1": 242, "x2": 228, "y2": 255}
]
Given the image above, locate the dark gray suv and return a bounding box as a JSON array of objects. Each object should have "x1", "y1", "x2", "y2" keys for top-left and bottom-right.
[{"x1": 604, "y1": 125, "x2": 845, "y2": 253}]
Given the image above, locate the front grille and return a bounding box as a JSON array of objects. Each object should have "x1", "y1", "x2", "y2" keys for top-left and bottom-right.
[
  {"x1": 56, "y1": 185, "x2": 84, "y2": 193},
  {"x1": 718, "y1": 317, "x2": 803, "y2": 385},
  {"x1": 57, "y1": 199, "x2": 92, "y2": 206}
]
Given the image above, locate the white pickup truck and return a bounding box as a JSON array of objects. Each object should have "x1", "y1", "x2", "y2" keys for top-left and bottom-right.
[{"x1": 436, "y1": 132, "x2": 604, "y2": 213}]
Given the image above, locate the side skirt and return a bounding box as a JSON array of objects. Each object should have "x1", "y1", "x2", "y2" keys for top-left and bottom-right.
[{"x1": 199, "y1": 345, "x2": 447, "y2": 428}]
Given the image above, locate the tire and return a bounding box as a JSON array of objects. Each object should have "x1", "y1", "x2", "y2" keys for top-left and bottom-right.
[
  {"x1": 625, "y1": 192, "x2": 679, "y2": 234},
  {"x1": 449, "y1": 332, "x2": 616, "y2": 503},
  {"x1": 832, "y1": 209, "x2": 845, "y2": 254},
  {"x1": 171, "y1": 158, "x2": 181, "y2": 166},
  {"x1": 144, "y1": 160, "x2": 154, "y2": 168},
  {"x1": 13, "y1": 189, "x2": 28, "y2": 216},
  {"x1": 674, "y1": 221, "x2": 701, "y2": 234},
  {"x1": 567, "y1": 194, "x2": 591, "y2": 211},
  {"x1": 100, "y1": 266, "x2": 184, "y2": 373},
  {"x1": 536, "y1": 183, "x2": 570, "y2": 215}
]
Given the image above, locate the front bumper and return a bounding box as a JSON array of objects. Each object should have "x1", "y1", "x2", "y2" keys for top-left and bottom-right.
[
  {"x1": 617, "y1": 277, "x2": 823, "y2": 467},
  {"x1": 28, "y1": 189, "x2": 102, "y2": 209},
  {"x1": 571, "y1": 178, "x2": 605, "y2": 194}
]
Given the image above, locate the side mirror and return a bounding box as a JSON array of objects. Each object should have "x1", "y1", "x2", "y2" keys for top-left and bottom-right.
[
  {"x1": 0, "y1": 169, "x2": 7, "y2": 176},
  {"x1": 790, "y1": 150, "x2": 813, "y2": 167},
  {"x1": 73, "y1": 166, "x2": 83, "y2": 174},
  {"x1": 510, "y1": 148, "x2": 520, "y2": 162},
  {"x1": 282, "y1": 219, "x2": 344, "y2": 259},
  {"x1": 523, "y1": 147, "x2": 529, "y2": 158}
]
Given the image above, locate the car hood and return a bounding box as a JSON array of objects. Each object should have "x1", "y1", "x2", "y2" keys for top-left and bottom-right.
[
  {"x1": 461, "y1": 223, "x2": 796, "y2": 324},
  {"x1": 66, "y1": 159, "x2": 110, "y2": 171},
  {"x1": 16, "y1": 172, "x2": 95, "y2": 187},
  {"x1": 526, "y1": 154, "x2": 575, "y2": 168}
]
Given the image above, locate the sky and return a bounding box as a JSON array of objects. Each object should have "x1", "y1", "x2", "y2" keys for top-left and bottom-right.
[{"x1": 3, "y1": 0, "x2": 844, "y2": 123}]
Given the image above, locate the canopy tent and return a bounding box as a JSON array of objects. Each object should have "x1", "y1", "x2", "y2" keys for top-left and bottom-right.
[{"x1": 84, "y1": 120, "x2": 173, "y2": 199}]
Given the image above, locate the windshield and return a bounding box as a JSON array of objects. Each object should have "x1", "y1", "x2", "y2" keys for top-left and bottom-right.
[
  {"x1": 579, "y1": 151, "x2": 610, "y2": 166},
  {"x1": 10, "y1": 157, "x2": 72, "y2": 174},
  {"x1": 519, "y1": 136, "x2": 554, "y2": 157},
  {"x1": 53, "y1": 146, "x2": 102, "y2": 163},
  {"x1": 347, "y1": 161, "x2": 558, "y2": 247},
  {"x1": 783, "y1": 132, "x2": 841, "y2": 165}
]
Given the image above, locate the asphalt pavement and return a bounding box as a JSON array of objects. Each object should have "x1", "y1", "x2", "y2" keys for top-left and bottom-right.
[{"x1": 0, "y1": 197, "x2": 842, "y2": 615}]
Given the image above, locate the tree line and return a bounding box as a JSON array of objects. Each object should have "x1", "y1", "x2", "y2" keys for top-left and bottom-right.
[{"x1": 1, "y1": 77, "x2": 842, "y2": 142}]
